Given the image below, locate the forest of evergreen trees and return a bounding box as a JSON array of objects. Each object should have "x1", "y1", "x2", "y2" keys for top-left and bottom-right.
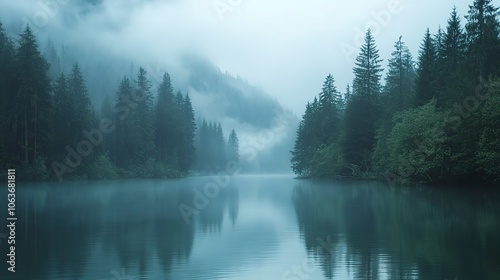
[
  {"x1": 291, "y1": 0, "x2": 500, "y2": 185},
  {"x1": 0, "y1": 22, "x2": 239, "y2": 181},
  {"x1": 196, "y1": 121, "x2": 239, "y2": 172}
]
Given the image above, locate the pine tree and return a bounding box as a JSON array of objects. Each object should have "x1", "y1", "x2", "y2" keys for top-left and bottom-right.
[
  {"x1": 0, "y1": 20, "x2": 15, "y2": 106},
  {"x1": 227, "y1": 129, "x2": 239, "y2": 163},
  {"x1": 215, "y1": 123, "x2": 226, "y2": 168},
  {"x1": 291, "y1": 102, "x2": 316, "y2": 177},
  {"x1": 132, "y1": 67, "x2": 155, "y2": 164},
  {"x1": 318, "y1": 74, "x2": 342, "y2": 145},
  {"x1": 0, "y1": 20, "x2": 17, "y2": 166},
  {"x1": 434, "y1": 26, "x2": 445, "y2": 59},
  {"x1": 442, "y1": 8, "x2": 467, "y2": 72},
  {"x1": 112, "y1": 76, "x2": 134, "y2": 167},
  {"x1": 197, "y1": 119, "x2": 210, "y2": 170},
  {"x1": 437, "y1": 7, "x2": 468, "y2": 106},
  {"x1": 171, "y1": 91, "x2": 185, "y2": 167},
  {"x1": 415, "y1": 29, "x2": 438, "y2": 106},
  {"x1": 52, "y1": 73, "x2": 72, "y2": 159},
  {"x1": 14, "y1": 26, "x2": 53, "y2": 167},
  {"x1": 179, "y1": 93, "x2": 196, "y2": 172},
  {"x1": 383, "y1": 36, "x2": 416, "y2": 113},
  {"x1": 465, "y1": 0, "x2": 500, "y2": 78},
  {"x1": 196, "y1": 119, "x2": 229, "y2": 171},
  {"x1": 291, "y1": 95, "x2": 326, "y2": 177},
  {"x1": 319, "y1": 74, "x2": 340, "y2": 107},
  {"x1": 68, "y1": 63, "x2": 92, "y2": 143},
  {"x1": 45, "y1": 38, "x2": 61, "y2": 78},
  {"x1": 343, "y1": 29, "x2": 383, "y2": 172},
  {"x1": 155, "y1": 73, "x2": 175, "y2": 164},
  {"x1": 343, "y1": 84, "x2": 351, "y2": 110},
  {"x1": 352, "y1": 29, "x2": 384, "y2": 97}
]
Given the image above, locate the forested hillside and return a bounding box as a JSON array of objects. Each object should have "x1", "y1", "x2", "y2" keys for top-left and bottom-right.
[
  {"x1": 291, "y1": 0, "x2": 500, "y2": 185},
  {"x1": 0, "y1": 23, "x2": 243, "y2": 181}
]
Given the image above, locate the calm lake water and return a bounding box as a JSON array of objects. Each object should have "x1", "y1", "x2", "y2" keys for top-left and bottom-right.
[{"x1": 1, "y1": 175, "x2": 499, "y2": 280}]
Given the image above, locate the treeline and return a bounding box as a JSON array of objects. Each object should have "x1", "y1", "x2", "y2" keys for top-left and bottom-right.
[
  {"x1": 0, "y1": 22, "x2": 238, "y2": 181},
  {"x1": 196, "y1": 120, "x2": 239, "y2": 172},
  {"x1": 292, "y1": 0, "x2": 500, "y2": 185}
]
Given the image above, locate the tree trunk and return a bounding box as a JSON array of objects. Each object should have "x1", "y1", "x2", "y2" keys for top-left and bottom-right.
[
  {"x1": 33, "y1": 97, "x2": 37, "y2": 163},
  {"x1": 24, "y1": 103, "x2": 28, "y2": 164}
]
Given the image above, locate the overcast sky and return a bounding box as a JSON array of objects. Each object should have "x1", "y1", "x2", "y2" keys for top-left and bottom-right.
[{"x1": 1, "y1": 0, "x2": 477, "y2": 114}]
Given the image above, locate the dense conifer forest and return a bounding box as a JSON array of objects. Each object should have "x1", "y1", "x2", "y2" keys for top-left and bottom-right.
[
  {"x1": 291, "y1": 0, "x2": 500, "y2": 185},
  {"x1": 0, "y1": 22, "x2": 240, "y2": 181}
]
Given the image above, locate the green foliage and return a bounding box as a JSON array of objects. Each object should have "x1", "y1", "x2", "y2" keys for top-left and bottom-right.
[
  {"x1": 435, "y1": 8, "x2": 468, "y2": 107},
  {"x1": 342, "y1": 93, "x2": 381, "y2": 172},
  {"x1": 291, "y1": 1, "x2": 500, "y2": 186},
  {"x1": 309, "y1": 144, "x2": 344, "y2": 178},
  {"x1": 476, "y1": 80, "x2": 500, "y2": 180},
  {"x1": 155, "y1": 73, "x2": 175, "y2": 164},
  {"x1": 196, "y1": 120, "x2": 236, "y2": 172},
  {"x1": 130, "y1": 67, "x2": 155, "y2": 164},
  {"x1": 14, "y1": 26, "x2": 53, "y2": 165},
  {"x1": 352, "y1": 29, "x2": 384, "y2": 97},
  {"x1": 0, "y1": 21, "x2": 16, "y2": 165},
  {"x1": 88, "y1": 153, "x2": 120, "y2": 180},
  {"x1": 383, "y1": 37, "x2": 416, "y2": 113},
  {"x1": 415, "y1": 29, "x2": 438, "y2": 106},
  {"x1": 21, "y1": 156, "x2": 50, "y2": 181},
  {"x1": 0, "y1": 20, "x2": 200, "y2": 181},
  {"x1": 465, "y1": 0, "x2": 500, "y2": 78},
  {"x1": 179, "y1": 93, "x2": 197, "y2": 172},
  {"x1": 227, "y1": 129, "x2": 240, "y2": 163},
  {"x1": 343, "y1": 30, "x2": 383, "y2": 172},
  {"x1": 371, "y1": 120, "x2": 393, "y2": 175},
  {"x1": 292, "y1": 75, "x2": 344, "y2": 177},
  {"x1": 110, "y1": 76, "x2": 134, "y2": 166},
  {"x1": 291, "y1": 117, "x2": 313, "y2": 177},
  {"x1": 153, "y1": 73, "x2": 197, "y2": 173},
  {"x1": 68, "y1": 63, "x2": 93, "y2": 141},
  {"x1": 386, "y1": 99, "x2": 447, "y2": 182}
]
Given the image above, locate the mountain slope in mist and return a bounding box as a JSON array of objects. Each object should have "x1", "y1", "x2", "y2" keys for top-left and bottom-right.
[
  {"x1": 181, "y1": 56, "x2": 298, "y2": 173},
  {"x1": 4, "y1": 21, "x2": 298, "y2": 173}
]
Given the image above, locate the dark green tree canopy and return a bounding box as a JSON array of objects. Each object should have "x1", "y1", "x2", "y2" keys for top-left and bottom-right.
[{"x1": 353, "y1": 29, "x2": 384, "y2": 97}]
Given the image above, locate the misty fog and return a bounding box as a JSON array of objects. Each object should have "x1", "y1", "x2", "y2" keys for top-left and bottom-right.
[{"x1": 1, "y1": 0, "x2": 500, "y2": 279}]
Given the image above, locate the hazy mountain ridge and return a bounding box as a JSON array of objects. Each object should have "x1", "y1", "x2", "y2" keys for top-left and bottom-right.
[
  {"x1": 3, "y1": 20, "x2": 297, "y2": 173},
  {"x1": 181, "y1": 56, "x2": 298, "y2": 172}
]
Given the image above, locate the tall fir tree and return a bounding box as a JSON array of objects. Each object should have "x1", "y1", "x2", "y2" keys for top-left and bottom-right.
[
  {"x1": 415, "y1": 28, "x2": 438, "y2": 106},
  {"x1": 52, "y1": 73, "x2": 72, "y2": 159},
  {"x1": 291, "y1": 102, "x2": 316, "y2": 177},
  {"x1": 442, "y1": 8, "x2": 467, "y2": 73},
  {"x1": 343, "y1": 29, "x2": 383, "y2": 171},
  {"x1": 0, "y1": 20, "x2": 17, "y2": 166},
  {"x1": 180, "y1": 93, "x2": 196, "y2": 172},
  {"x1": 383, "y1": 36, "x2": 416, "y2": 113},
  {"x1": 45, "y1": 38, "x2": 62, "y2": 78},
  {"x1": 68, "y1": 63, "x2": 92, "y2": 144},
  {"x1": 343, "y1": 84, "x2": 351, "y2": 110},
  {"x1": 319, "y1": 74, "x2": 341, "y2": 107},
  {"x1": 227, "y1": 129, "x2": 239, "y2": 163},
  {"x1": 14, "y1": 26, "x2": 53, "y2": 168},
  {"x1": 318, "y1": 74, "x2": 342, "y2": 145},
  {"x1": 196, "y1": 119, "x2": 229, "y2": 172},
  {"x1": 215, "y1": 123, "x2": 226, "y2": 168},
  {"x1": 154, "y1": 73, "x2": 175, "y2": 164},
  {"x1": 352, "y1": 29, "x2": 384, "y2": 97},
  {"x1": 465, "y1": 0, "x2": 500, "y2": 78},
  {"x1": 437, "y1": 7, "x2": 468, "y2": 106},
  {"x1": 132, "y1": 67, "x2": 155, "y2": 164},
  {"x1": 112, "y1": 76, "x2": 134, "y2": 167},
  {"x1": 197, "y1": 119, "x2": 210, "y2": 170}
]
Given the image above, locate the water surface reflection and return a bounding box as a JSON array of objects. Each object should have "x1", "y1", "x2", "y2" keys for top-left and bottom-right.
[{"x1": 0, "y1": 176, "x2": 498, "y2": 279}]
